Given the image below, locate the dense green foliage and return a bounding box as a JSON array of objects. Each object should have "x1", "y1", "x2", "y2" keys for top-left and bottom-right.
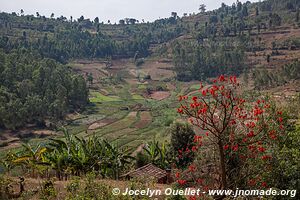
[
  {"x1": 0, "y1": 12, "x2": 185, "y2": 63},
  {"x1": 1, "y1": 129, "x2": 133, "y2": 180},
  {"x1": 169, "y1": 122, "x2": 195, "y2": 168},
  {"x1": 267, "y1": 121, "x2": 300, "y2": 199},
  {"x1": 140, "y1": 140, "x2": 172, "y2": 169},
  {"x1": 0, "y1": 50, "x2": 88, "y2": 129},
  {"x1": 172, "y1": 40, "x2": 245, "y2": 81}
]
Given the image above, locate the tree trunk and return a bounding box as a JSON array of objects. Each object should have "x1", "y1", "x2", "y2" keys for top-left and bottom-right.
[{"x1": 218, "y1": 140, "x2": 227, "y2": 189}]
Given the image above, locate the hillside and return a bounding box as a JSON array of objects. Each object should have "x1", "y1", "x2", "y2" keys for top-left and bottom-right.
[
  {"x1": 0, "y1": 1, "x2": 300, "y2": 150},
  {"x1": 0, "y1": 0, "x2": 299, "y2": 152},
  {"x1": 0, "y1": 1, "x2": 300, "y2": 199}
]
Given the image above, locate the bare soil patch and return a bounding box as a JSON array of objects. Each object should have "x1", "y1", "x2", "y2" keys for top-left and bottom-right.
[
  {"x1": 88, "y1": 118, "x2": 117, "y2": 130},
  {"x1": 166, "y1": 82, "x2": 176, "y2": 91},
  {"x1": 140, "y1": 60, "x2": 175, "y2": 81},
  {"x1": 71, "y1": 62, "x2": 108, "y2": 81},
  {"x1": 128, "y1": 111, "x2": 138, "y2": 117},
  {"x1": 134, "y1": 112, "x2": 152, "y2": 129},
  {"x1": 150, "y1": 91, "x2": 171, "y2": 100},
  {"x1": 65, "y1": 112, "x2": 82, "y2": 121}
]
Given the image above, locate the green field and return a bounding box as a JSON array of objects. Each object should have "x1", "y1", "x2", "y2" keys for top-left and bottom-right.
[{"x1": 89, "y1": 91, "x2": 121, "y2": 102}]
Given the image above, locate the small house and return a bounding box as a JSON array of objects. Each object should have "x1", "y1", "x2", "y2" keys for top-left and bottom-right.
[{"x1": 121, "y1": 163, "x2": 171, "y2": 184}]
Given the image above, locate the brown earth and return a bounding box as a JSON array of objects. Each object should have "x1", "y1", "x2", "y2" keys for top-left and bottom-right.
[
  {"x1": 150, "y1": 91, "x2": 171, "y2": 100},
  {"x1": 134, "y1": 112, "x2": 152, "y2": 129},
  {"x1": 139, "y1": 60, "x2": 175, "y2": 81},
  {"x1": 88, "y1": 118, "x2": 117, "y2": 130},
  {"x1": 71, "y1": 62, "x2": 108, "y2": 81}
]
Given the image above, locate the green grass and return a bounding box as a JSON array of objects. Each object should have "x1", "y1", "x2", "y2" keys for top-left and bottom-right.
[
  {"x1": 132, "y1": 94, "x2": 144, "y2": 100},
  {"x1": 137, "y1": 84, "x2": 147, "y2": 89},
  {"x1": 92, "y1": 112, "x2": 136, "y2": 136},
  {"x1": 71, "y1": 114, "x2": 106, "y2": 125},
  {"x1": 89, "y1": 91, "x2": 121, "y2": 102},
  {"x1": 106, "y1": 128, "x2": 137, "y2": 141},
  {"x1": 190, "y1": 84, "x2": 201, "y2": 90}
]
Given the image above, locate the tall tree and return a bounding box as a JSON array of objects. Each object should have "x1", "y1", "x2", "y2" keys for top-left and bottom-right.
[
  {"x1": 199, "y1": 4, "x2": 206, "y2": 13},
  {"x1": 171, "y1": 12, "x2": 177, "y2": 18},
  {"x1": 94, "y1": 17, "x2": 99, "y2": 24},
  {"x1": 177, "y1": 75, "x2": 285, "y2": 189}
]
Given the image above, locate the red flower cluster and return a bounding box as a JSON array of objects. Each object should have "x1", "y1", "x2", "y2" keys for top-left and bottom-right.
[
  {"x1": 269, "y1": 130, "x2": 277, "y2": 140},
  {"x1": 219, "y1": 75, "x2": 226, "y2": 82},
  {"x1": 193, "y1": 135, "x2": 202, "y2": 142},
  {"x1": 261, "y1": 155, "x2": 272, "y2": 160},
  {"x1": 261, "y1": 182, "x2": 267, "y2": 188},
  {"x1": 192, "y1": 96, "x2": 198, "y2": 101},
  {"x1": 179, "y1": 95, "x2": 188, "y2": 101},
  {"x1": 223, "y1": 144, "x2": 229, "y2": 150},
  {"x1": 188, "y1": 164, "x2": 196, "y2": 172},
  {"x1": 246, "y1": 122, "x2": 256, "y2": 128},
  {"x1": 177, "y1": 108, "x2": 183, "y2": 113},
  {"x1": 232, "y1": 144, "x2": 239, "y2": 151},
  {"x1": 248, "y1": 145, "x2": 256, "y2": 152},
  {"x1": 229, "y1": 76, "x2": 237, "y2": 83},
  {"x1": 248, "y1": 179, "x2": 256, "y2": 186},
  {"x1": 258, "y1": 146, "x2": 266, "y2": 152},
  {"x1": 253, "y1": 107, "x2": 264, "y2": 116},
  {"x1": 247, "y1": 131, "x2": 255, "y2": 137},
  {"x1": 177, "y1": 179, "x2": 187, "y2": 185}
]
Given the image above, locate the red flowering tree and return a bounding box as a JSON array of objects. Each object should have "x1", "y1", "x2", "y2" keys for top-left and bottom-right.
[{"x1": 176, "y1": 75, "x2": 284, "y2": 194}]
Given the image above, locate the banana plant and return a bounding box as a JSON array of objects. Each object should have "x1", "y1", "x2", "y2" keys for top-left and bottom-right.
[
  {"x1": 1, "y1": 151, "x2": 18, "y2": 175},
  {"x1": 4, "y1": 128, "x2": 134, "y2": 180},
  {"x1": 103, "y1": 140, "x2": 134, "y2": 179},
  {"x1": 13, "y1": 143, "x2": 49, "y2": 177},
  {"x1": 143, "y1": 140, "x2": 172, "y2": 169},
  {"x1": 144, "y1": 140, "x2": 161, "y2": 163}
]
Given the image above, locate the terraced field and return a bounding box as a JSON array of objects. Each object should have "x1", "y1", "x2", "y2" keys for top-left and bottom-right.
[
  {"x1": 0, "y1": 58, "x2": 203, "y2": 152},
  {"x1": 62, "y1": 59, "x2": 199, "y2": 151},
  {"x1": 61, "y1": 60, "x2": 211, "y2": 150}
]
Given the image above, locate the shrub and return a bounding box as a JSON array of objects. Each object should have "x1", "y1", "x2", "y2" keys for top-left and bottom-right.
[
  {"x1": 169, "y1": 122, "x2": 196, "y2": 168},
  {"x1": 135, "y1": 152, "x2": 149, "y2": 168},
  {"x1": 144, "y1": 74, "x2": 151, "y2": 80},
  {"x1": 135, "y1": 59, "x2": 144, "y2": 67}
]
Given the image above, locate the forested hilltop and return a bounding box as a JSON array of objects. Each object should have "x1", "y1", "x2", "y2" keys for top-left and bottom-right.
[
  {"x1": 0, "y1": 0, "x2": 300, "y2": 128},
  {"x1": 0, "y1": 50, "x2": 88, "y2": 129}
]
